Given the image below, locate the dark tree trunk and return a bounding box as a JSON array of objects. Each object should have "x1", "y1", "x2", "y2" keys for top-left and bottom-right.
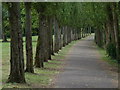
[
  {"x1": 95, "y1": 29, "x2": 103, "y2": 47},
  {"x1": 25, "y1": 2, "x2": 34, "y2": 73},
  {"x1": 44, "y1": 18, "x2": 49, "y2": 62},
  {"x1": 59, "y1": 26, "x2": 62, "y2": 50},
  {"x1": 47, "y1": 17, "x2": 53, "y2": 60},
  {"x1": 66, "y1": 27, "x2": 69, "y2": 44},
  {"x1": 61, "y1": 27, "x2": 64, "y2": 47},
  {"x1": 51, "y1": 18, "x2": 54, "y2": 55},
  {"x1": 70, "y1": 28, "x2": 72, "y2": 42},
  {"x1": 75, "y1": 29, "x2": 77, "y2": 40},
  {"x1": 71, "y1": 28, "x2": 73, "y2": 41},
  {"x1": 81, "y1": 28, "x2": 84, "y2": 38},
  {"x1": 2, "y1": 29, "x2": 8, "y2": 42},
  {"x1": 54, "y1": 18, "x2": 59, "y2": 53},
  {"x1": 104, "y1": 23, "x2": 111, "y2": 47},
  {"x1": 63, "y1": 26, "x2": 66, "y2": 47},
  {"x1": 7, "y1": 2, "x2": 26, "y2": 83},
  {"x1": 35, "y1": 14, "x2": 45, "y2": 68},
  {"x1": 106, "y1": 4, "x2": 115, "y2": 44}
]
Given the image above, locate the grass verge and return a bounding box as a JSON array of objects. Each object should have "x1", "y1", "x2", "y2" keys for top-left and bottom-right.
[{"x1": 97, "y1": 46, "x2": 119, "y2": 68}]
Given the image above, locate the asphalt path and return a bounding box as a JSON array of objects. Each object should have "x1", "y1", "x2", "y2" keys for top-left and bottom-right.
[{"x1": 55, "y1": 34, "x2": 118, "y2": 88}]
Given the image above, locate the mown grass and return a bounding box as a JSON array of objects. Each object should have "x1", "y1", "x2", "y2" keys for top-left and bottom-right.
[
  {"x1": 1, "y1": 36, "x2": 78, "y2": 88},
  {"x1": 97, "y1": 46, "x2": 119, "y2": 68}
]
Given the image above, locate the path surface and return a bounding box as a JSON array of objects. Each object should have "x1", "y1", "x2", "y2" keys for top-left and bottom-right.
[{"x1": 55, "y1": 35, "x2": 118, "y2": 88}]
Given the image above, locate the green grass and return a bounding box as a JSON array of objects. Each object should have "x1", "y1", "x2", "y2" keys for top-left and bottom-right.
[
  {"x1": 97, "y1": 46, "x2": 119, "y2": 68},
  {"x1": 0, "y1": 36, "x2": 38, "y2": 42},
  {"x1": 1, "y1": 36, "x2": 79, "y2": 88}
]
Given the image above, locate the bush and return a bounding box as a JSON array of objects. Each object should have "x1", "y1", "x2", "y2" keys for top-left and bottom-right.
[{"x1": 106, "y1": 43, "x2": 116, "y2": 59}]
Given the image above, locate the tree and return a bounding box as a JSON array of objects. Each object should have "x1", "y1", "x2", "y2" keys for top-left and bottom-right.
[
  {"x1": 34, "y1": 3, "x2": 48, "y2": 67},
  {"x1": 7, "y1": 2, "x2": 26, "y2": 83},
  {"x1": 110, "y1": 2, "x2": 120, "y2": 61},
  {"x1": 25, "y1": 2, "x2": 34, "y2": 73}
]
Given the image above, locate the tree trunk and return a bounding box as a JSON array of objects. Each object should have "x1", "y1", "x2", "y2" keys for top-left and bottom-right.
[
  {"x1": 7, "y1": 2, "x2": 26, "y2": 83},
  {"x1": 47, "y1": 17, "x2": 53, "y2": 60},
  {"x1": 35, "y1": 14, "x2": 45, "y2": 68},
  {"x1": 63, "y1": 26, "x2": 66, "y2": 47},
  {"x1": 106, "y1": 4, "x2": 115, "y2": 44},
  {"x1": 54, "y1": 18, "x2": 59, "y2": 53},
  {"x1": 25, "y1": 2, "x2": 34, "y2": 73},
  {"x1": 51, "y1": 18, "x2": 54, "y2": 55},
  {"x1": 59, "y1": 26, "x2": 62, "y2": 50},
  {"x1": 2, "y1": 29, "x2": 8, "y2": 42},
  {"x1": 95, "y1": 29, "x2": 103, "y2": 47},
  {"x1": 44, "y1": 18, "x2": 49, "y2": 62}
]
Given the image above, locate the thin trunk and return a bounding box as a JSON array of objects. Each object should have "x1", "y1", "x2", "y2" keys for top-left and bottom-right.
[
  {"x1": 54, "y1": 18, "x2": 59, "y2": 53},
  {"x1": 48, "y1": 17, "x2": 52, "y2": 60},
  {"x1": 7, "y1": 2, "x2": 26, "y2": 83},
  {"x1": 50, "y1": 18, "x2": 54, "y2": 55},
  {"x1": 66, "y1": 26, "x2": 69, "y2": 45},
  {"x1": 63, "y1": 26, "x2": 66, "y2": 47},
  {"x1": 25, "y1": 2, "x2": 34, "y2": 73},
  {"x1": 59, "y1": 26, "x2": 62, "y2": 50},
  {"x1": 2, "y1": 29, "x2": 8, "y2": 42}
]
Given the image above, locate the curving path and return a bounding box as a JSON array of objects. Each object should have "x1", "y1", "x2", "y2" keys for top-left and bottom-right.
[{"x1": 55, "y1": 34, "x2": 118, "y2": 88}]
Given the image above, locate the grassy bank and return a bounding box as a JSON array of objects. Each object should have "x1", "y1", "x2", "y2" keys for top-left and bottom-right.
[
  {"x1": 2, "y1": 36, "x2": 79, "y2": 88},
  {"x1": 97, "y1": 46, "x2": 119, "y2": 68}
]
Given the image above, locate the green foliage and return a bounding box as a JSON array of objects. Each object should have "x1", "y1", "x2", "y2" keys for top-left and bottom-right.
[
  {"x1": 2, "y1": 3, "x2": 10, "y2": 37},
  {"x1": 3, "y1": 2, "x2": 109, "y2": 36}
]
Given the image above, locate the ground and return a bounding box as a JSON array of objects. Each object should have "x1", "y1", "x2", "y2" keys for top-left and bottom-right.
[
  {"x1": 1, "y1": 34, "x2": 118, "y2": 88},
  {"x1": 54, "y1": 35, "x2": 118, "y2": 88}
]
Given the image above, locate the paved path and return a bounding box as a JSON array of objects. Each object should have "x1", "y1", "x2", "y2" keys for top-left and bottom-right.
[{"x1": 55, "y1": 35, "x2": 118, "y2": 88}]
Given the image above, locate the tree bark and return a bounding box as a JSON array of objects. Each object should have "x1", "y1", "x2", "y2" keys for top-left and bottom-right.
[
  {"x1": 7, "y1": 2, "x2": 26, "y2": 83},
  {"x1": 51, "y1": 18, "x2": 54, "y2": 55},
  {"x1": 63, "y1": 26, "x2": 66, "y2": 47},
  {"x1": 59, "y1": 26, "x2": 62, "y2": 50},
  {"x1": 35, "y1": 14, "x2": 45, "y2": 68},
  {"x1": 25, "y1": 2, "x2": 34, "y2": 73},
  {"x1": 44, "y1": 18, "x2": 49, "y2": 62},
  {"x1": 47, "y1": 17, "x2": 53, "y2": 60},
  {"x1": 54, "y1": 18, "x2": 59, "y2": 53},
  {"x1": 2, "y1": 28, "x2": 8, "y2": 42}
]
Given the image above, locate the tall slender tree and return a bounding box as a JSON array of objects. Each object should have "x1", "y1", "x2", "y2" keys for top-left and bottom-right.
[{"x1": 25, "y1": 2, "x2": 34, "y2": 73}]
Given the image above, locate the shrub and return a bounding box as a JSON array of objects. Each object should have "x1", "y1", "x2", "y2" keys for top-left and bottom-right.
[{"x1": 106, "y1": 43, "x2": 116, "y2": 59}]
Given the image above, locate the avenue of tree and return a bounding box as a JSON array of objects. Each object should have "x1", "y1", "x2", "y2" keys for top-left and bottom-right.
[{"x1": 2, "y1": 2, "x2": 120, "y2": 83}]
